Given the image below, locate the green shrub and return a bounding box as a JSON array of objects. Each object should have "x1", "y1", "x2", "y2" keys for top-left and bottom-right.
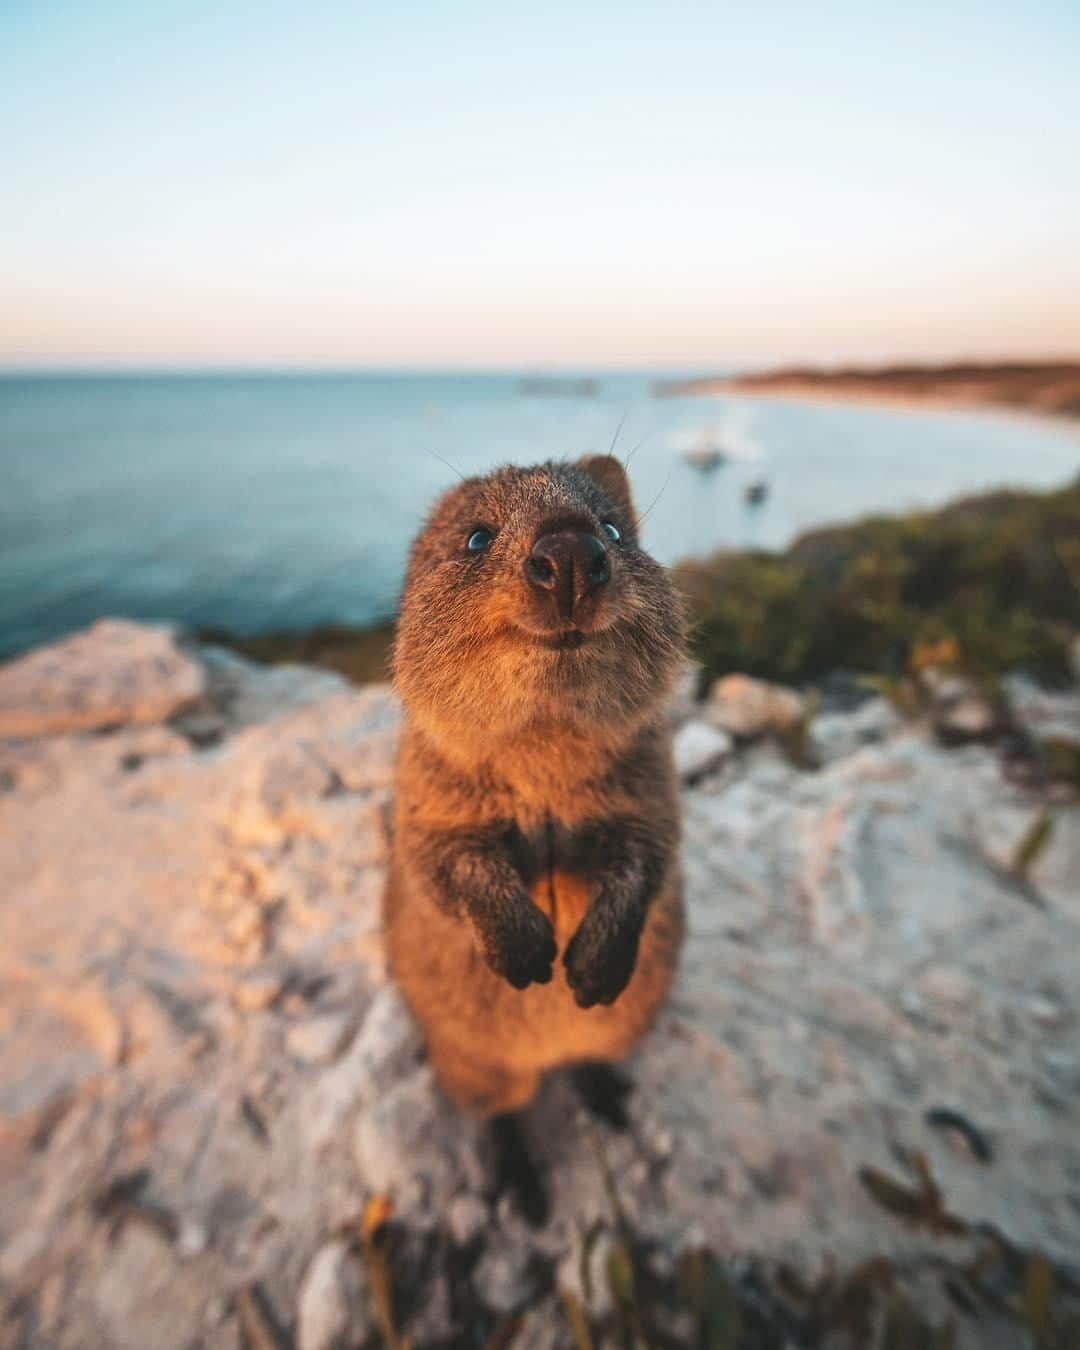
[{"x1": 676, "y1": 477, "x2": 1079, "y2": 688}]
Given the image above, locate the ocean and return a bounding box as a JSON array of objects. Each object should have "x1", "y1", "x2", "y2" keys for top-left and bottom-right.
[{"x1": 1, "y1": 372, "x2": 1077, "y2": 659}]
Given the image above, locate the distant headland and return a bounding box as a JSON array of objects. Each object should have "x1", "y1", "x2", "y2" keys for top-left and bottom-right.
[{"x1": 657, "y1": 360, "x2": 1080, "y2": 419}]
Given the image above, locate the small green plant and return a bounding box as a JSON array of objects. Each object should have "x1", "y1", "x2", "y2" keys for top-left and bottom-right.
[{"x1": 1013, "y1": 810, "x2": 1055, "y2": 878}]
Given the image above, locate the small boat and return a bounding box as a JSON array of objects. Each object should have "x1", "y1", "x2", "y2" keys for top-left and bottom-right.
[
  {"x1": 682, "y1": 425, "x2": 729, "y2": 471},
  {"x1": 744, "y1": 480, "x2": 769, "y2": 505},
  {"x1": 683, "y1": 445, "x2": 728, "y2": 472}
]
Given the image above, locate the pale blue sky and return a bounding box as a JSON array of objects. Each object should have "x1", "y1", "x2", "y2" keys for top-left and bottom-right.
[{"x1": 3, "y1": 0, "x2": 1078, "y2": 368}]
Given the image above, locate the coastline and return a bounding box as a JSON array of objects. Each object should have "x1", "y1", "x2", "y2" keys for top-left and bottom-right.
[
  {"x1": 5, "y1": 368, "x2": 1078, "y2": 664},
  {"x1": 658, "y1": 361, "x2": 1080, "y2": 422}
]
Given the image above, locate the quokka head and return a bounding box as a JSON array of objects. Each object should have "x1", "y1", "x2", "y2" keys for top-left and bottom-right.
[{"x1": 393, "y1": 455, "x2": 687, "y2": 748}]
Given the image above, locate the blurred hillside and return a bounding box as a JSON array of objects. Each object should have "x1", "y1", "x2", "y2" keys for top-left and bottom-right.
[{"x1": 660, "y1": 362, "x2": 1080, "y2": 419}]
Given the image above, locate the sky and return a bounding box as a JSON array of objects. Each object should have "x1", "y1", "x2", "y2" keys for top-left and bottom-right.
[{"x1": 2, "y1": 0, "x2": 1079, "y2": 370}]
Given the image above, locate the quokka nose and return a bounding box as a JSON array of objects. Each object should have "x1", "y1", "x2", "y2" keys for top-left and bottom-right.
[{"x1": 525, "y1": 529, "x2": 610, "y2": 616}]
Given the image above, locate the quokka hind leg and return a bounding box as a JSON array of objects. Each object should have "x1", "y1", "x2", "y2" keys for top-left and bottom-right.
[
  {"x1": 427, "y1": 1038, "x2": 541, "y2": 1117},
  {"x1": 570, "y1": 1061, "x2": 634, "y2": 1131},
  {"x1": 489, "y1": 1113, "x2": 549, "y2": 1226}
]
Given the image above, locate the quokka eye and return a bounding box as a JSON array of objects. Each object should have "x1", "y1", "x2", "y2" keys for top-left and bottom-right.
[
  {"x1": 600, "y1": 520, "x2": 621, "y2": 543},
  {"x1": 466, "y1": 526, "x2": 495, "y2": 553}
]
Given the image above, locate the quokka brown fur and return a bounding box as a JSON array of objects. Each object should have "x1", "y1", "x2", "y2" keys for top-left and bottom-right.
[{"x1": 385, "y1": 454, "x2": 687, "y2": 1116}]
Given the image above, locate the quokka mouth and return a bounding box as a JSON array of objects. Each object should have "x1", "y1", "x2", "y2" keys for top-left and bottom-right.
[
  {"x1": 513, "y1": 613, "x2": 618, "y2": 651},
  {"x1": 532, "y1": 629, "x2": 589, "y2": 651}
]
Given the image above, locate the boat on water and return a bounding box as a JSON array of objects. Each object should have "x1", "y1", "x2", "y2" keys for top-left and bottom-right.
[
  {"x1": 681, "y1": 425, "x2": 729, "y2": 471},
  {"x1": 744, "y1": 480, "x2": 769, "y2": 505},
  {"x1": 683, "y1": 445, "x2": 729, "y2": 471}
]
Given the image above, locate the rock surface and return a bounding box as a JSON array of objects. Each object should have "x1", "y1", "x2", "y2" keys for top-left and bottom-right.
[
  {"x1": 672, "y1": 719, "x2": 732, "y2": 782},
  {"x1": 296, "y1": 1240, "x2": 368, "y2": 1350},
  {"x1": 1, "y1": 623, "x2": 1078, "y2": 1348},
  {"x1": 921, "y1": 665, "x2": 1000, "y2": 744},
  {"x1": 1005, "y1": 671, "x2": 1080, "y2": 755},
  {"x1": 0, "y1": 619, "x2": 205, "y2": 738},
  {"x1": 705, "y1": 673, "x2": 804, "y2": 739},
  {"x1": 808, "y1": 695, "x2": 899, "y2": 764}
]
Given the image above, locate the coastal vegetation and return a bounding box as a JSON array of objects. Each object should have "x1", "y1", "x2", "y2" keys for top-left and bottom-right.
[
  {"x1": 676, "y1": 474, "x2": 1079, "y2": 691},
  {"x1": 202, "y1": 617, "x2": 396, "y2": 685}
]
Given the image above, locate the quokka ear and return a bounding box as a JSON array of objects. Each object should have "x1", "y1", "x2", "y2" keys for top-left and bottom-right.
[{"x1": 577, "y1": 454, "x2": 636, "y2": 525}]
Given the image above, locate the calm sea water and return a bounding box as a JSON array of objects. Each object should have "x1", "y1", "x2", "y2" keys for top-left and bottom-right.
[{"x1": 1, "y1": 372, "x2": 1078, "y2": 659}]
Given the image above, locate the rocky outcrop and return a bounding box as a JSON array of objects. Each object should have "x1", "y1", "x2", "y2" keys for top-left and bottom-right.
[
  {"x1": 1004, "y1": 672, "x2": 1080, "y2": 759},
  {"x1": 672, "y1": 720, "x2": 733, "y2": 782},
  {"x1": 807, "y1": 694, "x2": 899, "y2": 764},
  {"x1": 0, "y1": 619, "x2": 206, "y2": 739},
  {"x1": 704, "y1": 674, "x2": 804, "y2": 740},
  {"x1": 919, "y1": 665, "x2": 1000, "y2": 745},
  {"x1": 1, "y1": 623, "x2": 1078, "y2": 1348}
]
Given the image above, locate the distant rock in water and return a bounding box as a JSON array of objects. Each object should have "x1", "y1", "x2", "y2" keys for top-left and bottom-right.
[
  {"x1": 1, "y1": 621, "x2": 1078, "y2": 1348},
  {"x1": 519, "y1": 376, "x2": 598, "y2": 397}
]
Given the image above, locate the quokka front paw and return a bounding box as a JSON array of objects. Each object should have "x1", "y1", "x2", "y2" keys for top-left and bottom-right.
[
  {"x1": 478, "y1": 892, "x2": 557, "y2": 990},
  {"x1": 563, "y1": 904, "x2": 642, "y2": 1008}
]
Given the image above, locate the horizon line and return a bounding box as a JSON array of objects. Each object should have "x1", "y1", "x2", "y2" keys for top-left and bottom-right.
[{"x1": 2, "y1": 353, "x2": 1078, "y2": 380}]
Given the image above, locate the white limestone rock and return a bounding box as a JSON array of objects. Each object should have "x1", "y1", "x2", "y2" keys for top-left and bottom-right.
[
  {"x1": 1, "y1": 622, "x2": 1078, "y2": 1350},
  {"x1": 0, "y1": 619, "x2": 205, "y2": 738},
  {"x1": 808, "y1": 695, "x2": 901, "y2": 764},
  {"x1": 672, "y1": 719, "x2": 733, "y2": 781},
  {"x1": 705, "y1": 673, "x2": 804, "y2": 739},
  {"x1": 296, "y1": 1241, "x2": 369, "y2": 1350}
]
